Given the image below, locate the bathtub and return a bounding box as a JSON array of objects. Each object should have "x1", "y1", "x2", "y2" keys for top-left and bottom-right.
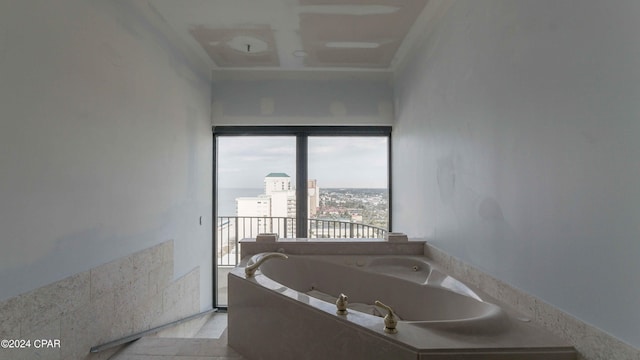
[{"x1": 228, "y1": 253, "x2": 576, "y2": 360}]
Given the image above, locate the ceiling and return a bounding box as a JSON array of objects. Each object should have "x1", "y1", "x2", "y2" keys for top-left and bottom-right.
[{"x1": 147, "y1": 0, "x2": 432, "y2": 72}]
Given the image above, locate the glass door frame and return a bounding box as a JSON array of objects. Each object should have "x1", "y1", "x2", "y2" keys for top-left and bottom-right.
[{"x1": 212, "y1": 125, "x2": 392, "y2": 308}]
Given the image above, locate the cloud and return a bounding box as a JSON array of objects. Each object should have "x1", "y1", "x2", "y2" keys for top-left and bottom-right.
[
  {"x1": 218, "y1": 136, "x2": 388, "y2": 188},
  {"x1": 218, "y1": 167, "x2": 242, "y2": 173}
]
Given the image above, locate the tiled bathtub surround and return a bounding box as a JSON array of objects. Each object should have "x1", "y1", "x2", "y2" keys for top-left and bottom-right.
[
  {"x1": 425, "y1": 244, "x2": 640, "y2": 360},
  {"x1": 0, "y1": 240, "x2": 201, "y2": 360}
]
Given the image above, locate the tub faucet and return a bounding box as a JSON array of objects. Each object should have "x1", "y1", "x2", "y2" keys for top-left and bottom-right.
[
  {"x1": 336, "y1": 293, "x2": 349, "y2": 315},
  {"x1": 375, "y1": 300, "x2": 398, "y2": 334},
  {"x1": 245, "y1": 252, "x2": 288, "y2": 277}
]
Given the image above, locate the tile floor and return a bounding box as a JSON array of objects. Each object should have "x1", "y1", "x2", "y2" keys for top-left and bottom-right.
[{"x1": 110, "y1": 313, "x2": 245, "y2": 360}]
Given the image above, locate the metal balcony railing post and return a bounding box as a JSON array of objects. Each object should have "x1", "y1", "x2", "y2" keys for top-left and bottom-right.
[
  {"x1": 226, "y1": 218, "x2": 231, "y2": 265},
  {"x1": 234, "y1": 217, "x2": 239, "y2": 266}
]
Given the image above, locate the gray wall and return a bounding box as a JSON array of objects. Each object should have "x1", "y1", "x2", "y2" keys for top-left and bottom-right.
[
  {"x1": 212, "y1": 72, "x2": 394, "y2": 126},
  {"x1": 0, "y1": 1, "x2": 213, "y2": 309},
  {"x1": 393, "y1": 0, "x2": 640, "y2": 348}
]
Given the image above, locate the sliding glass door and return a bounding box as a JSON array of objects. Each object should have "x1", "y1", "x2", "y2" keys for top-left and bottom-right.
[
  {"x1": 213, "y1": 126, "x2": 391, "y2": 307},
  {"x1": 215, "y1": 136, "x2": 295, "y2": 306},
  {"x1": 308, "y1": 136, "x2": 389, "y2": 238}
]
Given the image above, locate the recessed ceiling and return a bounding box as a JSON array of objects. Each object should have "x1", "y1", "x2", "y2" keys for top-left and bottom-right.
[{"x1": 146, "y1": 0, "x2": 431, "y2": 72}]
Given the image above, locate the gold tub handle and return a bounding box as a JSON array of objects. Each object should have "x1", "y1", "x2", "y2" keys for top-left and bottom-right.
[
  {"x1": 374, "y1": 300, "x2": 398, "y2": 334},
  {"x1": 336, "y1": 293, "x2": 349, "y2": 315}
]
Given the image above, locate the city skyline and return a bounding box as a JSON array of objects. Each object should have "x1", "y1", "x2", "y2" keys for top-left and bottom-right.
[{"x1": 229, "y1": 173, "x2": 388, "y2": 235}]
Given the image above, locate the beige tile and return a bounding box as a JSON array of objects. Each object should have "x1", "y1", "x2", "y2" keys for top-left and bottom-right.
[
  {"x1": 133, "y1": 295, "x2": 164, "y2": 331},
  {"x1": 425, "y1": 244, "x2": 640, "y2": 360},
  {"x1": 14, "y1": 320, "x2": 61, "y2": 360},
  {"x1": 122, "y1": 337, "x2": 181, "y2": 356},
  {"x1": 195, "y1": 313, "x2": 228, "y2": 339},
  {"x1": 0, "y1": 295, "x2": 22, "y2": 339},
  {"x1": 132, "y1": 243, "x2": 164, "y2": 275},
  {"x1": 60, "y1": 292, "x2": 115, "y2": 360},
  {"x1": 103, "y1": 318, "x2": 237, "y2": 360},
  {"x1": 2, "y1": 242, "x2": 201, "y2": 360},
  {"x1": 91, "y1": 255, "x2": 135, "y2": 300},
  {"x1": 0, "y1": 346, "x2": 51, "y2": 360},
  {"x1": 20, "y1": 271, "x2": 90, "y2": 333},
  {"x1": 162, "y1": 267, "x2": 199, "y2": 314},
  {"x1": 152, "y1": 321, "x2": 185, "y2": 338},
  {"x1": 111, "y1": 299, "x2": 135, "y2": 341},
  {"x1": 148, "y1": 261, "x2": 173, "y2": 297},
  {"x1": 151, "y1": 311, "x2": 212, "y2": 339},
  {"x1": 161, "y1": 240, "x2": 174, "y2": 266},
  {"x1": 425, "y1": 245, "x2": 454, "y2": 272},
  {"x1": 614, "y1": 339, "x2": 639, "y2": 360},
  {"x1": 497, "y1": 282, "x2": 536, "y2": 318},
  {"x1": 114, "y1": 272, "x2": 150, "y2": 314},
  {"x1": 155, "y1": 299, "x2": 196, "y2": 330},
  {"x1": 188, "y1": 276, "x2": 201, "y2": 314},
  {"x1": 175, "y1": 338, "x2": 243, "y2": 357},
  {"x1": 21, "y1": 317, "x2": 61, "y2": 340},
  {"x1": 534, "y1": 298, "x2": 561, "y2": 331},
  {"x1": 161, "y1": 279, "x2": 184, "y2": 313},
  {"x1": 131, "y1": 250, "x2": 153, "y2": 276},
  {"x1": 576, "y1": 324, "x2": 639, "y2": 360}
]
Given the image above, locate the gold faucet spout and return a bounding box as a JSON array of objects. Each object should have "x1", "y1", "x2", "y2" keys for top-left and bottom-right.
[{"x1": 245, "y1": 252, "x2": 288, "y2": 277}]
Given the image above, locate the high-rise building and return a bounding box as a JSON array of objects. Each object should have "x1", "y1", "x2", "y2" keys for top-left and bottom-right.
[
  {"x1": 308, "y1": 179, "x2": 319, "y2": 218},
  {"x1": 235, "y1": 195, "x2": 271, "y2": 237},
  {"x1": 236, "y1": 173, "x2": 318, "y2": 238},
  {"x1": 235, "y1": 195, "x2": 271, "y2": 217},
  {"x1": 264, "y1": 173, "x2": 291, "y2": 195}
]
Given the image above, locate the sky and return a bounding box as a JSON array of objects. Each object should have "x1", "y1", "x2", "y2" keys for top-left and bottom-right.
[{"x1": 217, "y1": 136, "x2": 388, "y2": 189}]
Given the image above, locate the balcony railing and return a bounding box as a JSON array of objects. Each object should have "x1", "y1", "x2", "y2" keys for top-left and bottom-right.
[{"x1": 216, "y1": 216, "x2": 387, "y2": 266}]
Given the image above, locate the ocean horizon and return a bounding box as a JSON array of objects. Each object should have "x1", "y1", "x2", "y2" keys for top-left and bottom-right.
[{"x1": 217, "y1": 188, "x2": 263, "y2": 216}]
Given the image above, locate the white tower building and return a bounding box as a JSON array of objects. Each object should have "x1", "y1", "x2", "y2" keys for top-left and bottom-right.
[
  {"x1": 264, "y1": 173, "x2": 291, "y2": 196},
  {"x1": 235, "y1": 173, "x2": 319, "y2": 238}
]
